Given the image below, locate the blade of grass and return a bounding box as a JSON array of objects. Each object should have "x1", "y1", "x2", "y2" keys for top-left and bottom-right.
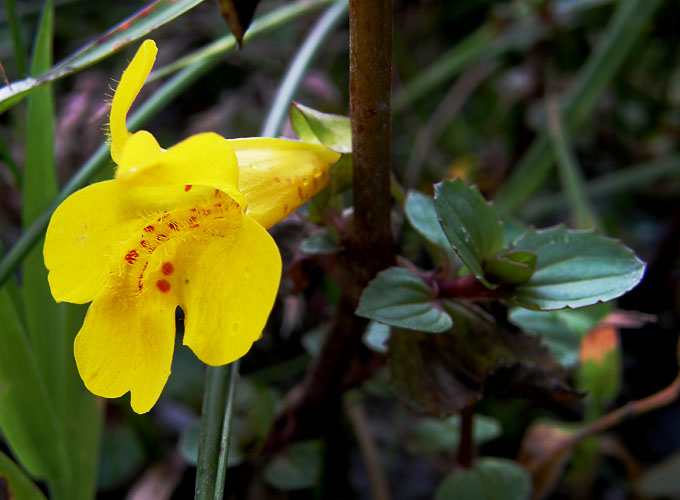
[
  {"x1": 0, "y1": 450, "x2": 47, "y2": 500},
  {"x1": 523, "y1": 155, "x2": 680, "y2": 220},
  {"x1": 21, "y1": 4, "x2": 102, "y2": 499},
  {"x1": 4, "y1": 0, "x2": 27, "y2": 76},
  {"x1": 19, "y1": 2, "x2": 73, "y2": 497},
  {"x1": 0, "y1": 0, "x2": 332, "y2": 288},
  {"x1": 260, "y1": 0, "x2": 348, "y2": 138},
  {"x1": 0, "y1": 285, "x2": 70, "y2": 496},
  {"x1": 495, "y1": 0, "x2": 664, "y2": 214},
  {"x1": 0, "y1": 0, "x2": 207, "y2": 114},
  {"x1": 546, "y1": 97, "x2": 600, "y2": 229},
  {"x1": 147, "y1": 0, "x2": 334, "y2": 83}
]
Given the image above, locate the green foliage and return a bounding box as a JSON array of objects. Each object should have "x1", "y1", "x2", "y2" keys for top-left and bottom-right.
[
  {"x1": 0, "y1": 450, "x2": 46, "y2": 500},
  {"x1": 509, "y1": 306, "x2": 607, "y2": 366},
  {"x1": 0, "y1": 287, "x2": 69, "y2": 484},
  {"x1": 435, "y1": 458, "x2": 531, "y2": 500},
  {"x1": 435, "y1": 179, "x2": 504, "y2": 287},
  {"x1": 0, "y1": 0, "x2": 208, "y2": 114},
  {"x1": 356, "y1": 267, "x2": 452, "y2": 333},
  {"x1": 405, "y1": 191, "x2": 458, "y2": 264},
  {"x1": 264, "y1": 441, "x2": 322, "y2": 491},
  {"x1": 388, "y1": 301, "x2": 578, "y2": 417},
  {"x1": 300, "y1": 232, "x2": 343, "y2": 255},
  {"x1": 510, "y1": 226, "x2": 646, "y2": 310},
  {"x1": 411, "y1": 414, "x2": 502, "y2": 455},
  {"x1": 484, "y1": 250, "x2": 536, "y2": 286},
  {"x1": 290, "y1": 102, "x2": 352, "y2": 153}
]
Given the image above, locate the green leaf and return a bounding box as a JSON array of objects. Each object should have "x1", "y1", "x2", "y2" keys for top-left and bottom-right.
[
  {"x1": 411, "y1": 414, "x2": 502, "y2": 455},
  {"x1": 290, "y1": 102, "x2": 352, "y2": 153},
  {"x1": 218, "y1": 0, "x2": 262, "y2": 46},
  {"x1": 435, "y1": 458, "x2": 531, "y2": 500},
  {"x1": 299, "y1": 232, "x2": 343, "y2": 255},
  {"x1": 363, "y1": 321, "x2": 391, "y2": 353},
  {"x1": 97, "y1": 426, "x2": 146, "y2": 491},
  {"x1": 0, "y1": 287, "x2": 69, "y2": 485},
  {"x1": 0, "y1": 450, "x2": 46, "y2": 500},
  {"x1": 484, "y1": 250, "x2": 536, "y2": 285},
  {"x1": 0, "y1": 0, "x2": 207, "y2": 114},
  {"x1": 434, "y1": 179, "x2": 504, "y2": 287},
  {"x1": 509, "y1": 305, "x2": 607, "y2": 366},
  {"x1": 264, "y1": 441, "x2": 322, "y2": 491},
  {"x1": 510, "y1": 226, "x2": 646, "y2": 310},
  {"x1": 405, "y1": 191, "x2": 458, "y2": 263},
  {"x1": 388, "y1": 302, "x2": 579, "y2": 417},
  {"x1": 356, "y1": 267, "x2": 452, "y2": 333}
]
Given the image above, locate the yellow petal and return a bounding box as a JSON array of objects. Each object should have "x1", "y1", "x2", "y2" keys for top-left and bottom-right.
[
  {"x1": 44, "y1": 180, "x2": 230, "y2": 304},
  {"x1": 229, "y1": 138, "x2": 340, "y2": 228},
  {"x1": 45, "y1": 181, "x2": 142, "y2": 303},
  {"x1": 110, "y1": 40, "x2": 158, "y2": 164},
  {"x1": 116, "y1": 132, "x2": 245, "y2": 207},
  {"x1": 180, "y1": 215, "x2": 282, "y2": 366},
  {"x1": 74, "y1": 287, "x2": 176, "y2": 414}
]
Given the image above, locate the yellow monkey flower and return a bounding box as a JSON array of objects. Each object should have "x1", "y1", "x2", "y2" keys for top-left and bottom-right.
[{"x1": 43, "y1": 40, "x2": 340, "y2": 413}]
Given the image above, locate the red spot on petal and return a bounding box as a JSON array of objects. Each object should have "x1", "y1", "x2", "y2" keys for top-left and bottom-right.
[
  {"x1": 144, "y1": 225, "x2": 155, "y2": 232},
  {"x1": 140, "y1": 240, "x2": 147, "y2": 248},
  {"x1": 168, "y1": 221, "x2": 179, "y2": 231},
  {"x1": 275, "y1": 177, "x2": 281, "y2": 183},
  {"x1": 283, "y1": 204, "x2": 288, "y2": 213},
  {"x1": 125, "y1": 250, "x2": 139, "y2": 264},
  {"x1": 162, "y1": 262, "x2": 174, "y2": 275},
  {"x1": 214, "y1": 202, "x2": 222, "y2": 208},
  {"x1": 189, "y1": 208, "x2": 197, "y2": 212},
  {"x1": 215, "y1": 189, "x2": 221, "y2": 196},
  {"x1": 297, "y1": 186, "x2": 303, "y2": 199},
  {"x1": 157, "y1": 234, "x2": 168, "y2": 242},
  {"x1": 185, "y1": 184, "x2": 192, "y2": 192},
  {"x1": 156, "y1": 279, "x2": 171, "y2": 293}
]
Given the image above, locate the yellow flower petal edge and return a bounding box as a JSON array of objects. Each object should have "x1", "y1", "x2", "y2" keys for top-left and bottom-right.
[
  {"x1": 44, "y1": 39, "x2": 339, "y2": 413},
  {"x1": 110, "y1": 39, "x2": 157, "y2": 164}
]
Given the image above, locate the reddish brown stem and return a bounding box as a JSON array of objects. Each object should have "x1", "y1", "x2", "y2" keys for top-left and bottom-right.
[
  {"x1": 457, "y1": 406, "x2": 475, "y2": 468},
  {"x1": 439, "y1": 274, "x2": 504, "y2": 301},
  {"x1": 348, "y1": 0, "x2": 396, "y2": 284}
]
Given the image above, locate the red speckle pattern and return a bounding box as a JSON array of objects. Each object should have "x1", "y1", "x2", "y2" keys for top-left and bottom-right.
[
  {"x1": 185, "y1": 185, "x2": 192, "y2": 192},
  {"x1": 125, "y1": 250, "x2": 139, "y2": 264},
  {"x1": 156, "y1": 279, "x2": 171, "y2": 293},
  {"x1": 162, "y1": 262, "x2": 174, "y2": 275},
  {"x1": 143, "y1": 225, "x2": 154, "y2": 232}
]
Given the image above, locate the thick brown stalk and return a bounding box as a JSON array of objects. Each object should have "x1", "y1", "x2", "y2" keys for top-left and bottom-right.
[
  {"x1": 261, "y1": 0, "x2": 396, "y2": 456},
  {"x1": 348, "y1": 0, "x2": 396, "y2": 284}
]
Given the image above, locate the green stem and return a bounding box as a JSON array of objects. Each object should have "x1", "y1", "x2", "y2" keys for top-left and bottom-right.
[
  {"x1": 213, "y1": 360, "x2": 240, "y2": 500},
  {"x1": 195, "y1": 365, "x2": 231, "y2": 499},
  {"x1": 0, "y1": 0, "x2": 332, "y2": 287}
]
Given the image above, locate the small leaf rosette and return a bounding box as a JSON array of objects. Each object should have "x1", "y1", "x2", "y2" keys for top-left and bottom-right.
[{"x1": 43, "y1": 40, "x2": 340, "y2": 413}]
